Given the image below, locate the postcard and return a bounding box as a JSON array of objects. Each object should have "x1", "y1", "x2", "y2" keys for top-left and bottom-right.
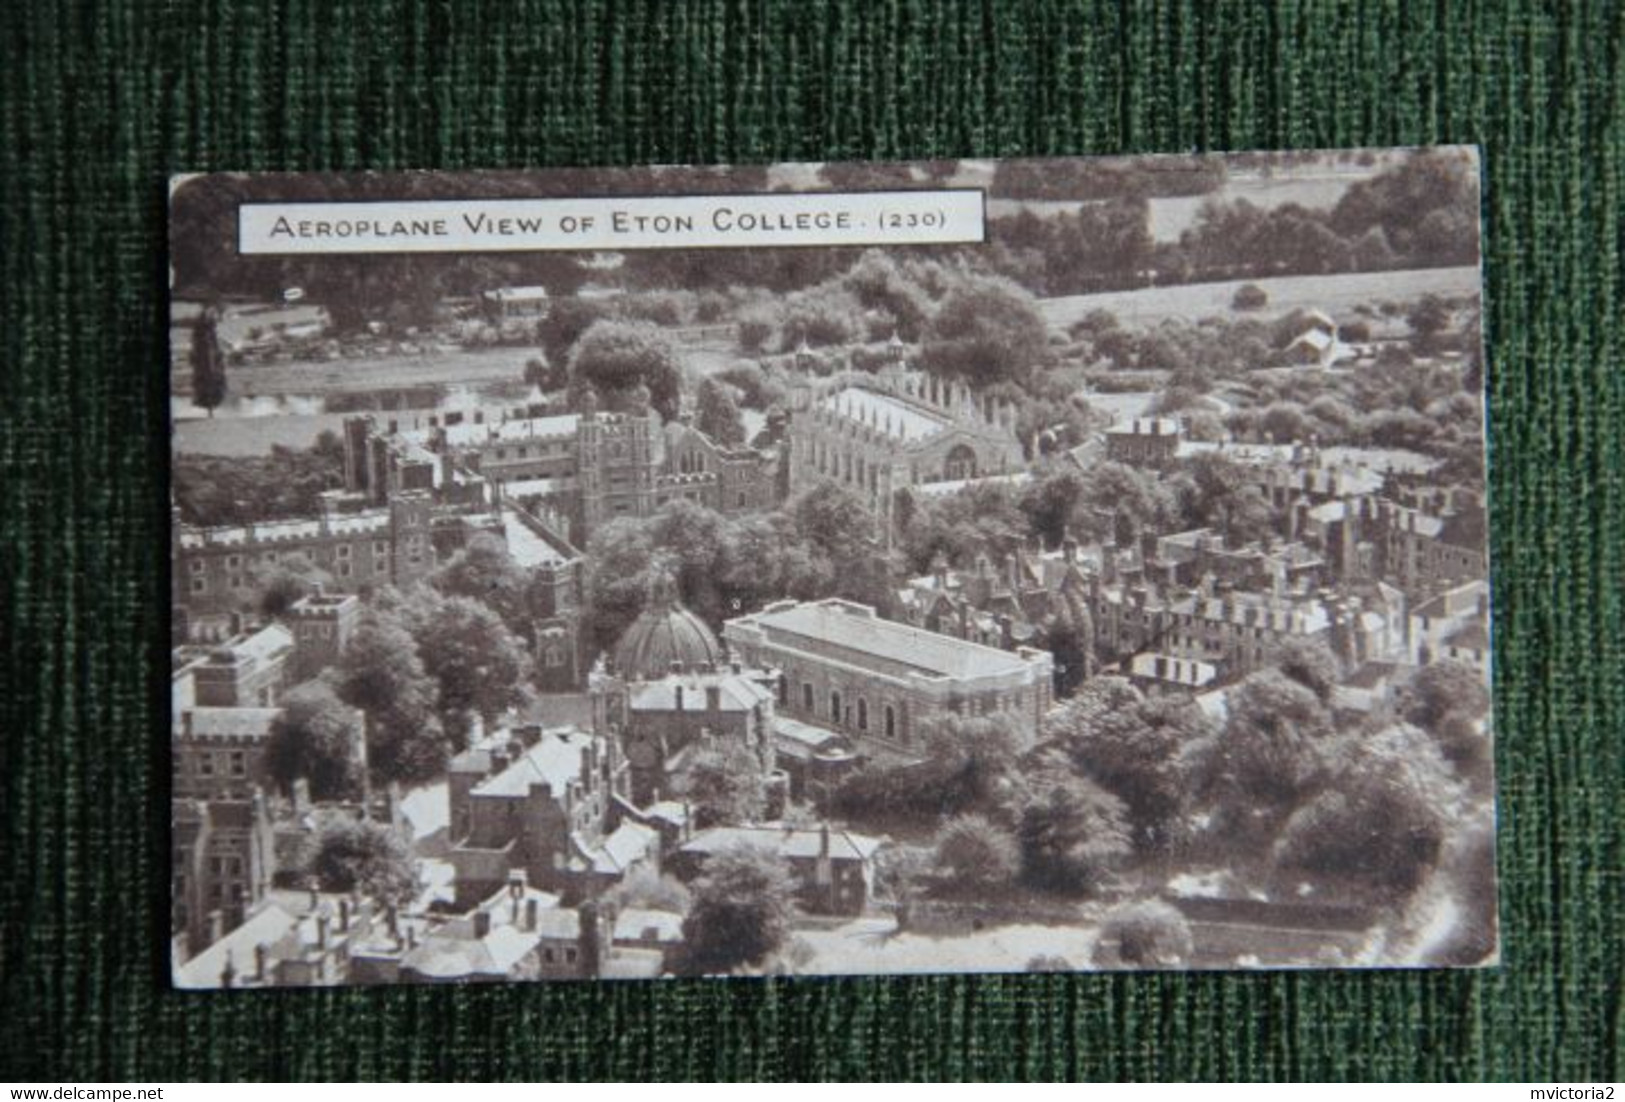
[{"x1": 168, "y1": 150, "x2": 1496, "y2": 986}]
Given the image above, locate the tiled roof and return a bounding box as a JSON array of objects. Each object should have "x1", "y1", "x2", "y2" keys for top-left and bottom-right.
[
  {"x1": 500, "y1": 509, "x2": 574, "y2": 568},
  {"x1": 681, "y1": 825, "x2": 883, "y2": 864},
  {"x1": 432, "y1": 414, "x2": 580, "y2": 449},
  {"x1": 820, "y1": 387, "x2": 950, "y2": 443},
  {"x1": 471, "y1": 730, "x2": 593, "y2": 799},
  {"x1": 172, "y1": 902, "x2": 300, "y2": 989},
  {"x1": 589, "y1": 822, "x2": 659, "y2": 875},
  {"x1": 733, "y1": 599, "x2": 1036, "y2": 681},
  {"x1": 628, "y1": 671, "x2": 773, "y2": 713}
]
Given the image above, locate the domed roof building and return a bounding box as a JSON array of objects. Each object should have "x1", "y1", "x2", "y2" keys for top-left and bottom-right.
[{"x1": 612, "y1": 570, "x2": 724, "y2": 681}]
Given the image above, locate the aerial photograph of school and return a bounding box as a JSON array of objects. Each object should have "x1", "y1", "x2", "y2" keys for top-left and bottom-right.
[{"x1": 167, "y1": 150, "x2": 1496, "y2": 986}]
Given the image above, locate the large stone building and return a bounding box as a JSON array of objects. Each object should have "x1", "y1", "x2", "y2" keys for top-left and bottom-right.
[
  {"x1": 285, "y1": 590, "x2": 363, "y2": 682},
  {"x1": 175, "y1": 491, "x2": 589, "y2": 687},
  {"x1": 446, "y1": 725, "x2": 659, "y2": 907},
  {"x1": 173, "y1": 492, "x2": 441, "y2": 630},
  {"x1": 172, "y1": 791, "x2": 277, "y2": 957},
  {"x1": 348, "y1": 396, "x2": 778, "y2": 548},
  {"x1": 785, "y1": 361, "x2": 1026, "y2": 534},
  {"x1": 589, "y1": 577, "x2": 781, "y2": 809},
  {"x1": 722, "y1": 597, "x2": 1055, "y2": 753}
]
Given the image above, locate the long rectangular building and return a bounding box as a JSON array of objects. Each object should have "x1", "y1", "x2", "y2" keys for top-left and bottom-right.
[{"x1": 722, "y1": 598, "x2": 1053, "y2": 753}]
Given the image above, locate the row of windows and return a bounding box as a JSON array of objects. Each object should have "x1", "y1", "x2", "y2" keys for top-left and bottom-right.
[
  {"x1": 176, "y1": 750, "x2": 250, "y2": 778},
  {"x1": 795, "y1": 681, "x2": 901, "y2": 741},
  {"x1": 191, "y1": 540, "x2": 393, "y2": 575}
]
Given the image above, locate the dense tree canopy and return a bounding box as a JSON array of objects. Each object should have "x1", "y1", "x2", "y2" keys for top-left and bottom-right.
[
  {"x1": 336, "y1": 604, "x2": 447, "y2": 785},
  {"x1": 917, "y1": 275, "x2": 1051, "y2": 388},
  {"x1": 680, "y1": 845, "x2": 796, "y2": 975},
  {"x1": 682, "y1": 743, "x2": 769, "y2": 829},
  {"x1": 568, "y1": 319, "x2": 682, "y2": 420},
  {"x1": 306, "y1": 819, "x2": 420, "y2": 907},
  {"x1": 265, "y1": 679, "x2": 363, "y2": 801}
]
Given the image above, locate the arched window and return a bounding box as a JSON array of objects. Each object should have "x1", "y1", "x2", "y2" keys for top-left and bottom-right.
[
  {"x1": 944, "y1": 443, "x2": 978, "y2": 482},
  {"x1": 803, "y1": 683, "x2": 814, "y2": 712},
  {"x1": 830, "y1": 690, "x2": 843, "y2": 726},
  {"x1": 884, "y1": 705, "x2": 897, "y2": 741},
  {"x1": 857, "y1": 697, "x2": 869, "y2": 731}
]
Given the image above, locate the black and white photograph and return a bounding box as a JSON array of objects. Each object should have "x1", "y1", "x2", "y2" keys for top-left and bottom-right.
[{"x1": 167, "y1": 150, "x2": 1496, "y2": 987}]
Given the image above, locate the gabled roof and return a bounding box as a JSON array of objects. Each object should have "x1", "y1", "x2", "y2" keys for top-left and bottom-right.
[
  {"x1": 729, "y1": 599, "x2": 1037, "y2": 681},
  {"x1": 587, "y1": 821, "x2": 660, "y2": 875},
  {"x1": 628, "y1": 671, "x2": 773, "y2": 714},
  {"x1": 681, "y1": 825, "x2": 884, "y2": 864},
  {"x1": 471, "y1": 729, "x2": 594, "y2": 799},
  {"x1": 819, "y1": 387, "x2": 951, "y2": 443},
  {"x1": 172, "y1": 902, "x2": 301, "y2": 989}
]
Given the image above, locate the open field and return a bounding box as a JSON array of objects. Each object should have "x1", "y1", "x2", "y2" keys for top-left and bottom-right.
[
  {"x1": 173, "y1": 411, "x2": 348, "y2": 455},
  {"x1": 217, "y1": 345, "x2": 530, "y2": 397},
  {"x1": 1038, "y1": 265, "x2": 1482, "y2": 331}
]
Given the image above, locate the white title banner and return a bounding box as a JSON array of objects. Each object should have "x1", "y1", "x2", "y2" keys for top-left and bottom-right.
[{"x1": 237, "y1": 190, "x2": 985, "y2": 254}]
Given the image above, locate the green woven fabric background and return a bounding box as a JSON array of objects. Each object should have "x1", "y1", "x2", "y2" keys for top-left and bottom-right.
[{"x1": 2, "y1": 0, "x2": 1621, "y2": 1082}]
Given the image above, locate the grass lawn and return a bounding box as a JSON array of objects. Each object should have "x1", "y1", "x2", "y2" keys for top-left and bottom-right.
[{"x1": 1039, "y1": 266, "x2": 1482, "y2": 331}]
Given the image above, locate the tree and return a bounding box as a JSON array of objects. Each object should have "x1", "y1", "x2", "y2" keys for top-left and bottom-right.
[
  {"x1": 682, "y1": 742, "x2": 768, "y2": 828},
  {"x1": 430, "y1": 533, "x2": 531, "y2": 636},
  {"x1": 932, "y1": 813, "x2": 1019, "y2": 891},
  {"x1": 1074, "y1": 461, "x2": 1176, "y2": 547},
  {"x1": 900, "y1": 480, "x2": 1030, "y2": 575},
  {"x1": 1407, "y1": 294, "x2": 1452, "y2": 356},
  {"x1": 190, "y1": 305, "x2": 228, "y2": 416},
  {"x1": 1399, "y1": 660, "x2": 1490, "y2": 732},
  {"x1": 406, "y1": 590, "x2": 535, "y2": 747},
  {"x1": 1399, "y1": 660, "x2": 1492, "y2": 792},
  {"x1": 1231, "y1": 283, "x2": 1269, "y2": 311},
  {"x1": 523, "y1": 355, "x2": 567, "y2": 392},
  {"x1": 1042, "y1": 591, "x2": 1096, "y2": 698},
  {"x1": 695, "y1": 377, "x2": 746, "y2": 447},
  {"x1": 778, "y1": 285, "x2": 864, "y2": 349},
  {"x1": 1265, "y1": 636, "x2": 1343, "y2": 704},
  {"x1": 1015, "y1": 754, "x2": 1131, "y2": 895},
  {"x1": 680, "y1": 845, "x2": 796, "y2": 974},
  {"x1": 537, "y1": 296, "x2": 607, "y2": 367},
  {"x1": 1272, "y1": 725, "x2": 1462, "y2": 905},
  {"x1": 874, "y1": 845, "x2": 932, "y2": 930},
  {"x1": 249, "y1": 553, "x2": 333, "y2": 620},
  {"x1": 336, "y1": 607, "x2": 446, "y2": 785},
  {"x1": 568, "y1": 319, "x2": 682, "y2": 420},
  {"x1": 787, "y1": 482, "x2": 894, "y2": 611},
  {"x1": 1093, "y1": 900, "x2": 1194, "y2": 969},
  {"x1": 1019, "y1": 469, "x2": 1087, "y2": 549},
  {"x1": 1049, "y1": 691, "x2": 1213, "y2": 855},
  {"x1": 306, "y1": 818, "x2": 419, "y2": 906},
  {"x1": 918, "y1": 275, "x2": 1051, "y2": 388},
  {"x1": 265, "y1": 679, "x2": 363, "y2": 800},
  {"x1": 1198, "y1": 669, "x2": 1334, "y2": 814}
]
